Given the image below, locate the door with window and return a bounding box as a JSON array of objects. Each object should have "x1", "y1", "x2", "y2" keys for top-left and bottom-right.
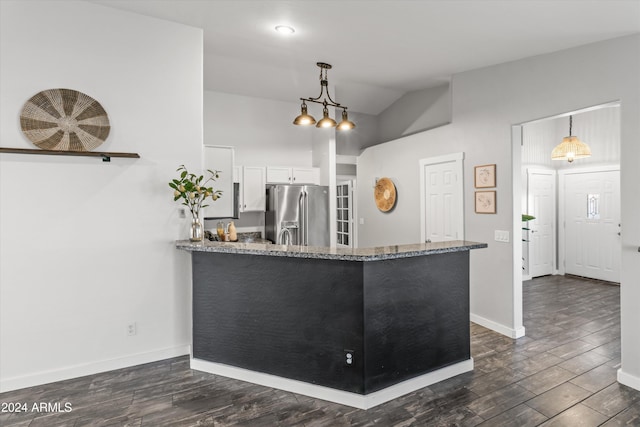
[
  {"x1": 563, "y1": 169, "x2": 620, "y2": 282},
  {"x1": 336, "y1": 180, "x2": 354, "y2": 247}
]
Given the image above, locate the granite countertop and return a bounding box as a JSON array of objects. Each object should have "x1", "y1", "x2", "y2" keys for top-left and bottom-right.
[{"x1": 175, "y1": 240, "x2": 487, "y2": 261}]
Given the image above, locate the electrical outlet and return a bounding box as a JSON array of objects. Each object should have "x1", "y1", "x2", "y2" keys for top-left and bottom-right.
[
  {"x1": 344, "y1": 349, "x2": 354, "y2": 366},
  {"x1": 178, "y1": 208, "x2": 186, "y2": 219},
  {"x1": 127, "y1": 322, "x2": 137, "y2": 336}
]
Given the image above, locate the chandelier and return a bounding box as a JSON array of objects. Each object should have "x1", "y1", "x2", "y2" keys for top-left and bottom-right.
[
  {"x1": 293, "y1": 62, "x2": 355, "y2": 130},
  {"x1": 551, "y1": 115, "x2": 591, "y2": 163}
]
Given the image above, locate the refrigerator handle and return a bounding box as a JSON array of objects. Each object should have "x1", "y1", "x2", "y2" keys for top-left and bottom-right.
[
  {"x1": 298, "y1": 191, "x2": 305, "y2": 246},
  {"x1": 304, "y1": 190, "x2": 309, "y2": 245}
]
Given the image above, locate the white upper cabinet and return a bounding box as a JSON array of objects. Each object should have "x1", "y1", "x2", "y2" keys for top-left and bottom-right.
[
  {"x1": 241, "y1": 166, "x2": 266, "y2": 212},
  {"x1": 266, "y1": 166, "x2": 320, "y2": 185},
  {"x1": 291, "y1": 167, "x2": 320, "y2": 185},
  {"x1": 266, "y1": 166, "x2": 292, "y2": 184},
  {"x1": 203, "y1": 146, "x2": 234, "y2": 219}
]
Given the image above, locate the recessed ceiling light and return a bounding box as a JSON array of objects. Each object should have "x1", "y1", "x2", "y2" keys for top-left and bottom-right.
[{"x1": 275, "y1": 25, "x2": 295, "y2": 35}]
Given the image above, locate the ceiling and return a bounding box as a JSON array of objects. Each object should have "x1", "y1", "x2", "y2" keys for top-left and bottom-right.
[{"x1": 89, "y1": 0, "x2": 640, "y2": 115}]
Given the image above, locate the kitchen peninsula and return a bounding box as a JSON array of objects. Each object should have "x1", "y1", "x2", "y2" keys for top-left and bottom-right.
[{"x1": 177, "y1": 240, "x2": 487, "y2": 409}]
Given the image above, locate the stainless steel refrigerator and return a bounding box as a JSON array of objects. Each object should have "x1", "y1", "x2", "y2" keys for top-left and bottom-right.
[{"x1": 265, "y1": 185, "x2": 330, "y2": 246}]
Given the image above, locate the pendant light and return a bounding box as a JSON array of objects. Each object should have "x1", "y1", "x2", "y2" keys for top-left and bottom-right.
[
  {"x1": 551, "y1": 115, "x2": 591, "y2": 163},
  {"x1": 293, "y1": 62, "x2": 355, "y2": 130}
]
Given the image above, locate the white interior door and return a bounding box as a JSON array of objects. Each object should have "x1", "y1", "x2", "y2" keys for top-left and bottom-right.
[
  {"x1": 527, "y1": 169, "x2": 555, "y2": 277},
  {"x1": 336, "y1": 180, "x2": 354, "y2": 247},
  {"x1": 563, "y1": 169, "x2": 620, "y2": 282},
  {"x1": 420, "y1": 153, "x2": 464, "y2": 243}
]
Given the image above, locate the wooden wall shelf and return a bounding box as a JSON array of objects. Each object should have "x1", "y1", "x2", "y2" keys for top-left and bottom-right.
[{"x1": 0, "y1": 147, "x2": 140, "y2": 162}]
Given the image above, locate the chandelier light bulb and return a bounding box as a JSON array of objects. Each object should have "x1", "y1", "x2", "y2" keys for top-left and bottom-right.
[{"x1": 275, "y1": 25, "x2": 295, "y2": 35}]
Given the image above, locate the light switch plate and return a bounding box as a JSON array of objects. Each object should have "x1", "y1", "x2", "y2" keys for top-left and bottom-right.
[{"x1": 494, "y1": 230, "x2": 510, "y2": 243}]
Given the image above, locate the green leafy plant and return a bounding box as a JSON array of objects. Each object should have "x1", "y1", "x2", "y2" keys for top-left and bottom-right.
[{"x1": 169, "y1": 165, "x2": 222, "y2": 221}]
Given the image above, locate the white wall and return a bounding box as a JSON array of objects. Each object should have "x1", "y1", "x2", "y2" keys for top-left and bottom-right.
[
  {"x1": 204, "y1": 91, "x2": 313, "y2": 166},
  {"x1": 335, "y1": 111, "x2": 379, "y2": 156},
  {"x1": 0, "y1": 0, "x2": 203, "y2": 391},
  {"x1": 522, "y1": 106, "x2": 620, "y2": 169},
  {"x1": 377, "y1": 83, "x2": 452, "y2": 144},
  {"x1": 357, "y1": 35, "x2": 640, "y2": 389}
]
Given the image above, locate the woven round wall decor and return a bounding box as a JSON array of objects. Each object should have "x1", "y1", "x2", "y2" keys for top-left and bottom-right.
[
  {"x1": 20, "y1": 88, "x2": 110, "y2": 151},
  {"x1": 374, "y1": 177, "x2": 397, "y2": 212}
]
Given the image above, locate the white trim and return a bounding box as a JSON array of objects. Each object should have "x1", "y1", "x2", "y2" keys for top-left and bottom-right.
[
  {"x1": 471, "y1": 313, "x2": 526, "y2": 339},
  {"x1": 617, "y1": 369, "x2": 640, "y2": 392},
  {"x1": 557, "y1": 164, "x2": 621, "y2": 176},
  {"x1": 191, "y1": 358, "x2": 473, "y2": 410},
  {"x1": 511, "y1": 125, "x2": 525, "y2": 337},
  {"x1": 514, "y1": 101, "x2": 620, "y2": 126},
  {"x1": 557, "y1": 165, "x2": 620, "y2": 277},
  {"x1": 419, "y1": 152, "x2": 465, "y2": 244},
  {"x1": 336, "y1": 155, "x2": 358, "y2": 165},
  {"x1": 0, "y1": 345, "x2": 191, "y2": 393}
]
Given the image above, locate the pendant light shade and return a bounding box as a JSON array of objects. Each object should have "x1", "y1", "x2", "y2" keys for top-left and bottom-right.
[
  {"x1": 337, "y1": 109, "x2": 355, "y2": 130},
  {"x1": 293, "y1": 62, "x2": 355, "y2": 131},
  {"x1": 551, "y1": 115, "x2": 591, "y2": 163},
  {"x1": 293, "y1": 101, "x2": 316, "y2": 126},
  {"x1": 316, "y1": 106, "x2": 337, "y2": 128}
]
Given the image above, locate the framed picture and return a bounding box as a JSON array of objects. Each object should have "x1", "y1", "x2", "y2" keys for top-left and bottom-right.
[
  {"x1": 474, "y1": 164, "x2": 496, "y2": 188},
  {"x1": 475, "y1": 191, "x2": 497, "y2": 214}
]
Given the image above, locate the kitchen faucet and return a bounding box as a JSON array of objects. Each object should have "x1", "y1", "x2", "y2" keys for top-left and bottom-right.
[{"x1": 277, "y1": 227, "x2": 292, "y2": 245}]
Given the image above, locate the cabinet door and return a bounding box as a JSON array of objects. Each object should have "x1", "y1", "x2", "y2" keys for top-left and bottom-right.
[
  {"x1": 242, "y1": 166, "x2": 266, "y2": 211},
  {"x1": 292, "y1": 167, "x2": 320, "y2": 185},
  {"x1": 266, "y1": 166, "x2": 292, "y2": 184},
  {"x1": 203, "y1": 146, "x2": 234, "y2": 218}
]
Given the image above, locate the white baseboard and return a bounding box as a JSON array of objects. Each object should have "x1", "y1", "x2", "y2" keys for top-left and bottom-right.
[
  {"x1": 618, "y1": 369, "x2": 640, "y2": 392},
  {"x1": 0, "y1": 345, "x2": 190, "y2": 393},
  {"x1": 471, "y1": 313, "x2": 526, "y2": 339},
  {"x1": 191, "y1": 358, "x2": 473, "y2": 409}
]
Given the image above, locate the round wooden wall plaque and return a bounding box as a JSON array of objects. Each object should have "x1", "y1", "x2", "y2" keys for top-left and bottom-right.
[
  {"x1": 374, "y1": 177, "x2": 397, "y2": 212},
  {"x1": 20, "y1": 88, "x2": 110, "y2": 151}
]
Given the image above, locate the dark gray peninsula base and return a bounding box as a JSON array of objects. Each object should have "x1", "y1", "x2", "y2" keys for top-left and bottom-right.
[{"x1": 177, "y1": 240, "x2": 486, "y2": 409}]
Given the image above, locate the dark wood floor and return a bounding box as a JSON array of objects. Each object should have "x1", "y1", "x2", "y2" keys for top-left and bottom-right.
[{"x1": 1, "y1": 275, "x2": 639, "y2": 426}]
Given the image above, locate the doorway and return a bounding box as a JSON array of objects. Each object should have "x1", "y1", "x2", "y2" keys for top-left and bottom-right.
[
  {"x1": 419, "y1": 152, "x2": 464, "y2": 243},
  {"x1": 515, "y1": 102, "x2": 622, "y2": 341},
  {"x1": 526, "y1": 168, "x2": 556, "y2": 278},
  {"x1": 519, "y1": 103, "x2": 621, "y2": 283}
]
